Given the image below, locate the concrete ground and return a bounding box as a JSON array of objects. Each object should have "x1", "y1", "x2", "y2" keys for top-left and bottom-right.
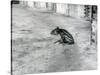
[{"x1": 12, "y1": 4, "x2": 97, "y2": 75}]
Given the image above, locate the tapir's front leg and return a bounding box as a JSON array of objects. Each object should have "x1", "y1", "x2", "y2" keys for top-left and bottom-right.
[
  {"x1": 54, "y1": 39, "x2": 63, "y2": 44},
  {"x1": 54, "y1": 40, "x2": 60, "y2": 44}
]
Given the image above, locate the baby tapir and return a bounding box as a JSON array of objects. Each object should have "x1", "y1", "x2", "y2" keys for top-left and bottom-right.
[{"x1": 51, "y1": 27, "x2": 75, "y2": 45}]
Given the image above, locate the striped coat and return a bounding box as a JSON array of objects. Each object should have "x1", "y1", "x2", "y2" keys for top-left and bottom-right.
[{"x1": 51, "y1": 27, "x2": 75, "y2": 45}]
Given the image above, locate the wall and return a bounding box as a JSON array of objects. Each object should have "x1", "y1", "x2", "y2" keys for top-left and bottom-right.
[
  {"x1": 34, "y1": 2, "x2": 46, "y2": 8},
  {"x1": 56, "y1": 3, "x2": 68, "y2": 14},
  {"x1": 27, "y1": 1, "x2": 34, "y2": 8},
  {"x1": 19, "y1": 1, "x2": 88, "y2": 19},
  {"x1": 77, "y1": 5, "x2": 85, "y2": 18},
  {"x1": 68, "y1": 4, "x2": 78, "y2": 17}
]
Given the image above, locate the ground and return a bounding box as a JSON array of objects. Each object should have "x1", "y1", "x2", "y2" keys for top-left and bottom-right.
[{"x1": 12, "y1": 4, "x2": 97, "y2": 75}]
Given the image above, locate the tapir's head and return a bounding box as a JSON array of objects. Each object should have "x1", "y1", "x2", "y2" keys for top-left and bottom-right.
[{"x1": 50, "y1": 27, "x2": 60, "y2": 35}]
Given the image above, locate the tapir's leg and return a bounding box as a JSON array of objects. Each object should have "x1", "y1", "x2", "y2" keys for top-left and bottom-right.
[
  {"x1": 54, "y1": 40, "x2": 60, "y2": 44},
  {"x1": 54, "y1": 39, "x2": 63, "y2": 44}
]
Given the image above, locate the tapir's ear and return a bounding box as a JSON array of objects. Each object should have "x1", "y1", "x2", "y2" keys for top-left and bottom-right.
[{"x1": 56, "y1": 26, "x2": 59, "y2": 29}]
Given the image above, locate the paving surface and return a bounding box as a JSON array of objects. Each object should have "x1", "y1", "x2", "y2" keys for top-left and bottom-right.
[{"x1": 12, "y1": 5, "x2": 97, "y2": 75}]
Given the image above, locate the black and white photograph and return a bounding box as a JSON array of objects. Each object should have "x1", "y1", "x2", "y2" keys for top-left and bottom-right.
[{"x1": 11, "y1": 0, "x2": 97, "y2": 75}]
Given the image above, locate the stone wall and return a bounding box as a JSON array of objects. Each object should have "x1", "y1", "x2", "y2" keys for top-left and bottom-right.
[
  {"x1": 56, "y1": 3, "x2": 68, "y2": 14},
  {"x1": 19, "y1": 0, "x2": 97, "y2": 20}
]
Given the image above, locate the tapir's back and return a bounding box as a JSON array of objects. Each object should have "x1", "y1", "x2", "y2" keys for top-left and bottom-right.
[{"x1": 59, "y1": 29, "x2": 75, "y2": 44}]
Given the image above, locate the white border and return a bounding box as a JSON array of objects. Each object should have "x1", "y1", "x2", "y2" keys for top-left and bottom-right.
[
  {"x1": 0, "y1": 0, "x2": 11, "y2": 75},
  {"x1": 0, "y1": 0, "x2": 99, "y2": 75}
]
